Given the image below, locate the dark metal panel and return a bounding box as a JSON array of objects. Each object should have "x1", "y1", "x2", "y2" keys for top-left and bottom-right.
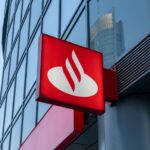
[{"x1": 115, "y1": 34, "x2": 150, "y2": 95}]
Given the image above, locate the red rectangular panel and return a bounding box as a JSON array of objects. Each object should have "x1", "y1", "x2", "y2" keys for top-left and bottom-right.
[
  {"x1": 36, "y1": 34, "x2": 105, "y2": 114},
  {"x1": 19, "y1": 106, "x2": 84, "y2": 150},
  {"x1": 103, "y1": 67, "x2": 118, "y2": 102}
]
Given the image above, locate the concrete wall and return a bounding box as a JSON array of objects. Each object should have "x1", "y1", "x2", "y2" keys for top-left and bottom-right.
[{"x1": 98, "y1": 94, "x2": 150, "y2": 150}]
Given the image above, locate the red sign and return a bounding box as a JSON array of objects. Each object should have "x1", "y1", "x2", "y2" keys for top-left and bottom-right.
[
  {"x1": 36, "y1": 34, "x2": 104, "y2": 114},
  {"x1": 19, "y1": 106, "x2": 84, "y2": 150}
]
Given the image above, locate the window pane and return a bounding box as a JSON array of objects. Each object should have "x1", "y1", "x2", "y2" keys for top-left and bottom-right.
[
  {"x1": 44, "y1": 0, "x2": 48, "y2": 6},
  {"x1": 30, "y1": 0, "x2": 42, "y2": 35},
  {"x1": 13, "y1": 1, "x2": 22, "y2": 40},
  {"x1": 67, "y1": 10, "x2": 87, "y2": 47},
  {"x1": 0, "y1": 100, "x2": 6, "y2": 140},
  {"x1": 61, "y1": 0, "x2": 81, "y2": 34},
  {"x1": 22, "y1": 94, "x2": 36, "y2": 142},
  {"x1": 4, "y1": 82, "x2": 15, "y2": 132},
  {"x1": 9, "y1": 0, "x2": 16, "y2": 24},
  {"x1": 6, "y1": 24, "x2": 13, "y2": 59},
  {"x1": 26, "y1": 28, "x2": 40, "y2": 95},
  {"x1": 2, "y1": 134, "x2": 10, "y2": 150},
  {"x1": 38, "y1": 102, "x2": 50, "y2": 122},
  {"x1": 9, "y1": 39, "x2": 18, "y2": 81},
  {"x1": 89, "y1": 0, "x2": 150, "y2": 68},
  {"x1": 16, "y1": 0, "x2": 20, "y2": 5},
  {"x1": 19, "y1": 12, "x2": 29, "y2": 60},
  {"x1": 13, "y1": 58, "x2": 26, "y2": 116},
  {"x1": 1, "y1": 61, "x2": 10, "y2": 98},
  {"x1": 10, "y1": 115, "x2": 22, "y2": 150},
  {"x1": 43, "y1": 0, "x2": 59, "y2": 37},
  {"x1": 22, "y1": 0, "x2": 30, "y2": 17}
]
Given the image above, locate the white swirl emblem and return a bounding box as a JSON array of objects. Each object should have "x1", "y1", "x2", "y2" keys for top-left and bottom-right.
[{"x1": 47, "y1": 50, "x2": 98, "y2": 97}]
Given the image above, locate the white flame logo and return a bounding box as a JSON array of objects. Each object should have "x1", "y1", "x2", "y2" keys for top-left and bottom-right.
[{"x1": 47, "y1": 50, "x2": 98, "y2": 97}]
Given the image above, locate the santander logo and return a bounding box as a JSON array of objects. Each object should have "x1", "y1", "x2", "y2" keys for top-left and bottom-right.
[
  {"x1": 37, "y1": 35, "x2": 105, "y2": 114},
  {"x1": 47, "y1": 50, "x2": 98, "y2": 97}
]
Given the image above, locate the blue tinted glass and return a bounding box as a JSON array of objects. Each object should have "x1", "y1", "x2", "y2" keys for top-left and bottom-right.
[
  {"x1": 2, "y1": 134, "x2": 10, "y2": 150},
  {"x1": 22, "y1": 0, "x2": 30, "y2": 17},
  {"x1": 9, "y1": 0, "x2": 16, "y2": 24},
  {"x1": 10, "y1": 115, "x2": 21, "y2": 150},
  {"x1": 13, "y1": 1, "x2": 22, "y2": 40},
  {"x1": 22, "y1": 94, "x2": 36, "y2": 142},
  {"x1": 13, "y1": 58, "x2": 26, "y2": 116},
  {"x1": 44, "y1": 0, "x2": 48, "y2": 6},
  {"x1": 38, "y1": 102, "x2": 50, "y2": 122},
  {"x1": 0, "y1": 100, "x2": 6, "y2": 140},
  {"x1": 19, "y1": 12, "x2": 29, "y2": 60},
  {"x1": 1, "y1": 61, "x2": 10, "y2": 98},
  {"x1": 43, "y1": 0, "x2": 59, "y2": 37},
  {"x1": 67, "y1": 10, "x2": 87, "y2": 47},
  {"x1": 26, "y1": 28, "x2": 40, "y2": 95},
  {"x1": 89, "y1": 0, "x2": 150, "y2": 68},
  {"x1": 9, "y1": 39, "x2": 18, "y2": 81},
  {"x1": 6, "y1": 24, "x2": 13, "y2": 59},
  {"x1": 30, "y1": 0, "x2": 42, "y2": 35},
  {"x1": 61, "y1": 0, "x2": 81, "y2": 35},
  {"x1": 4, "y1": 82, "x2": 15, "y2": 132}
]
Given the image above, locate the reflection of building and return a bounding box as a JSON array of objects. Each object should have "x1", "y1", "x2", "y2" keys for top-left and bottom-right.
[
  {"x1": 90, "y1": 10, "x2": 125, "y2": 68},
  {"x1": 0, "y1": 0, "x2": 150, "y2": 150}
]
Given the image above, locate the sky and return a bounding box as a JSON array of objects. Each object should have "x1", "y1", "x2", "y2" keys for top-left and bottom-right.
[{"x1": 0, "y1": 1, "x2": 5, "y2": 86}]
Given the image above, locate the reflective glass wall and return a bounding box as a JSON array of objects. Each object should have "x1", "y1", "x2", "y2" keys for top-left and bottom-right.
[
  {"x1": 0, "y1": 0, "x2": 85, "y2": 149},
  {"x1": 0, "y1": 0, "x2": 50, "y2": 149},
  {"x1": 89, "y1": 0, "x2": 150, "y2": 150},
  {"x1": 89, "y1": 0, "x2": 150, "y2": 68},
  {"x1": 0, "y1": 0, "x2": 150, "y2": 149}
]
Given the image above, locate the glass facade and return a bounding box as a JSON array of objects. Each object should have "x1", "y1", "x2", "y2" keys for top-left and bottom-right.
[
  {"x1": 43, "y1": 0, "x2": 59, "y2": 37},
  {"x1": 0, "y1": 0, "x2": 149, "y2": 149},
  {"x1": 10, "y1": 115, "x2": 22, "y2": 150},
  {"x1": 89, "y1": 0, "x2": 150, "y2": 68}
]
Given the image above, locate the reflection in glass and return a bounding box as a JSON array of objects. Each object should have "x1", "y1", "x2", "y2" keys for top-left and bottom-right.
[
  {"x1": 61, "y1": 0, "x2": 81, "y2": 35},
  {"x1": 43, "y1": 0, "x2": 59, "y2": 37},
  {"x1": 9, "y1": 0, "x2": 15, "y2": 24},
  {"x1": 26, "y1": 28, "x2": 40, "y2": 96},
  {"x1": 90, "y1": 9, "x2": 125, "y2": 67},
  {"x1": 38, "y1": 102, "x2": 50, "y2": 122},
  {"x1": 89, "y1": 0, "x2": 150, "y2": 67},
  {"x1": 0, "y1": 100, "x2": 6, "y2": 140},
  {"x1": 44, "y1": 0, "x2": 48, "y2": 6},
  {"x1": 4, "y1": 82, "x2": 15, "y2": 132},
  {"x1": 13, "y1": 1, "x2": 21, "y2": 40},
  {"x1": 10, "y1": 115, "x2": 21, "y2": 150},
  {"x1": 22, "y1": 94, "x2": 36, "y2": 142},
  {"x1": 2, "y1": 134, "x2": 10, "y2": 150},
  {"x1": 9, "y1": 39, "x2": 18, "y2": 81},
  {"x1": 13, "y1": 58, "x2": 26, "y2": 116},
  {"x1": 19, "y1": 13, "x2": 29, "y2": 60},
  {"x1": 6, "y1": 24, "x2": 13, "y2": 59},
  {"x1": 67, "y1": 10, "x2": 87, "y2": 47},
  {"x1": 22, "y1": 0, "x2": 30, "y2": 17},
  {"x1": 1, "y1": 61, "x2": 10, "y2": 98},
  {"x1": 30, "y1": 0, "x2": 42, "y2": 35}
]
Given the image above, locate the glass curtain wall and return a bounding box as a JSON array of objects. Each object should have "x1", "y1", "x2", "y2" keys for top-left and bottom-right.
[{"x1": 0, "y1": 0, "x2": 150, "y2": 149}]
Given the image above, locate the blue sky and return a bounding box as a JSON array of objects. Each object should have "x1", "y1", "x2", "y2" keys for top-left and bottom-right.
[{"x1": 0, "y1": 1, "x2": 5, "y2": 86}]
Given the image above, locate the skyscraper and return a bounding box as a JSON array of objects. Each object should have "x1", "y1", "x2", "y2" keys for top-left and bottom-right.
[
  {"x1": 0, "y1": 0, "x2": 150, "y2": 150},
  {"x1": 90, "y1": 9, "x2": 125, "y2": 67}
]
